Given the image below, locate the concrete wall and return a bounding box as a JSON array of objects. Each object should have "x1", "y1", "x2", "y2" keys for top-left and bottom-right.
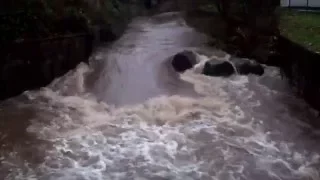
[
  {"x1": 276, "y1": 35, "x2": 320, "y2": 113},
  {"x1": 281, "y1": 0, "x2": 320, "y2": 7}
]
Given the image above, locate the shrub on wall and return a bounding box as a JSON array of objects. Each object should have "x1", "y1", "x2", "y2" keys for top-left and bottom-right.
[{"x1": 0, "y1": 0, "x2": 142, "y2": 44}]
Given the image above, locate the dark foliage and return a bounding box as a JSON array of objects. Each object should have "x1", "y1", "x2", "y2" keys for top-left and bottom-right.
[{"x1": 209, "y1": 0, "x2": 279, "y2": 63}]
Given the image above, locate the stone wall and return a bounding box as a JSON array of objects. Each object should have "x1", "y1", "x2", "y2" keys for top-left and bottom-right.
[
  {"x1": 274, "y1": 35, "x2": 320, "y2": 114},
  {"x1": 0, "y1": 34, "x2": 93, "y2": 100},
  {"x1": 0, "y1": 0, "x2": 152, "y2": 100}
]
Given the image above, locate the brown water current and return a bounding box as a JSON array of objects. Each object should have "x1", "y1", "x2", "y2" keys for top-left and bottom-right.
[{"x1": 0, "y1": 12, "x2": 319, "y2": 180}]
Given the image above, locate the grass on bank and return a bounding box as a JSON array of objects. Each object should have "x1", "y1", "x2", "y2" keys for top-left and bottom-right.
[{"x1": 280, "y1": 9, "x2": 320, "y2": 53}]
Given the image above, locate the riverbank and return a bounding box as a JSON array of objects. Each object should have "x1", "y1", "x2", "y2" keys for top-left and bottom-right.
[
  {"x1": 271, "y1": 9, "x2": 320, "y2": 117},
  {"x1": 1, "y1": 12, "x2": 319, "y2": 180},
  {"x1": 183, "y1": 8, "x2": 320, "y2": 124},
  {"x1": 280, "y1": 8, "x2": 320, "y2": 53},
  {"x1": 0, "y1": 0, "x2": 150, "y2": 100}
]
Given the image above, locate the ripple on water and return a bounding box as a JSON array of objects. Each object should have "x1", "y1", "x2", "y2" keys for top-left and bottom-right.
[
  {"x1": 1, "y1": 12, "x2": 320, "y2": 180},
  {"x1": 3, "y1": 83, "x2": 318, "y2": 180}
]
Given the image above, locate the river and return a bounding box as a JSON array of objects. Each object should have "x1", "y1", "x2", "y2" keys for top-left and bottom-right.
[{"x1": 0, "y1": 12, "x2": 319, "y2": 180}]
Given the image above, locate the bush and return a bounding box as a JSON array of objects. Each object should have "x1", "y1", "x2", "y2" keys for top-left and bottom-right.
[
  {"x1": 0, "y1": 0, "x2": 139, "y2": 44},
  {"x1": 207, "y1": 0, "x2": 279, "y2": 62}
]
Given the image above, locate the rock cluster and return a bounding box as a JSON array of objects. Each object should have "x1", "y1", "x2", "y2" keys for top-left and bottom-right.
[{"x1": 171, "y1": 50, "x2": 264, "y2": 77}]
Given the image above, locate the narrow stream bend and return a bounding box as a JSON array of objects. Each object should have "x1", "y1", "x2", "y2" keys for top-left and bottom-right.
[{"x1": 1, "y1": 12, "x2": 320, "y2": 180}]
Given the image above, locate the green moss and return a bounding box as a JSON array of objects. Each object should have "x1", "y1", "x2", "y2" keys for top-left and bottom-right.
[{"x1": 280, "y1": 9, "x2": 320, "y2": 53}]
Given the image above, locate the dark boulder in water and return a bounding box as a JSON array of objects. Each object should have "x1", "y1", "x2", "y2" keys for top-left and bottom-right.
[
  {"x1": 202, "y1": 59, "x2": 235, "y2": 77},
  {"x1": 230, "y1": 58, "x2": 264, "y2": 76},
  {"x1": 171, "y1": 50, "x2": 198, "y2": 72}
]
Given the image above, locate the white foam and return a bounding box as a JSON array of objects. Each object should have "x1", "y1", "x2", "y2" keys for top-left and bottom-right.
[
  {"x1": 15, "y1": 81, "x2": 318, "y2": 180},
  {"x1": 2, "y1": 12, "x2": 320, "y2": 180}
]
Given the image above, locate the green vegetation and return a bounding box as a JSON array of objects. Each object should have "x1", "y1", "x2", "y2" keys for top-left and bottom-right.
[
  {"x1": 0, "y1": 0, "x2": 90, "y2": 42},
  {"x1": 0, "y1": 0, "x2": 144, "y2": 43},
  {"x1": 280, "y1": 9, "x2": 320, "y2": 53},
  {"x1": 189, "y1": 0, "x2": 279, "y2": 63}
]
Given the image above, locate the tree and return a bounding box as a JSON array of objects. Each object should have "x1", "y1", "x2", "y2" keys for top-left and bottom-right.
[
  {"x1": 212, "y1": 0, "x2": 231, "y2": 17},
  {"x1": 209, "y1": 0, "x2": 279, "y2": 62}
]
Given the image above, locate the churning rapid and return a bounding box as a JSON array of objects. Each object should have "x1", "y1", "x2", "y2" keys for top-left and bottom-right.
[{"x1": 1, "y1": 12, "x2": 320, "y2": 180}]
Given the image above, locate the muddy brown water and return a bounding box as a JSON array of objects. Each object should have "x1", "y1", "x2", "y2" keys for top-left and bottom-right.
[{"x1": 0, "y1": 12, "x2": 320, "y2": 180}]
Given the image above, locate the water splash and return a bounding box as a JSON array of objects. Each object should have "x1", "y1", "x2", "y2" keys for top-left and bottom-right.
[{"x1": 1, "y1": 12, "x2": 320, "y2": 180}]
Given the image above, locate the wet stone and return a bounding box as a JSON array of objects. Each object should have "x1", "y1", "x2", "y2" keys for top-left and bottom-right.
[
  {"x1": 230, "y1": 57, "x2": 265, "y2": 76},
  {"x1": 171, "y1": 50, "x2": 199, "y2": 72},
  {"x1": 202, "y1": 59, "x2": 235, "y2": 77}
]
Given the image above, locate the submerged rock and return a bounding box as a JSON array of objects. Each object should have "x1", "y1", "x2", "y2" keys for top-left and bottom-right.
[
  {"x1": 171, "y1": 50, "x2": 199, "y2": 72},
  {"x1": 231, "y1": 58, "x2": 264, "y2": 76},
  {"x1": 202, "y1": 59, "x2": 235, "y2": 77}
]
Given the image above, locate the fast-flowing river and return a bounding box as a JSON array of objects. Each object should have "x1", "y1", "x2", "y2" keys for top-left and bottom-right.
[{"x1": 1, "y1": 12, "x2": 320, "y2": 180}]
